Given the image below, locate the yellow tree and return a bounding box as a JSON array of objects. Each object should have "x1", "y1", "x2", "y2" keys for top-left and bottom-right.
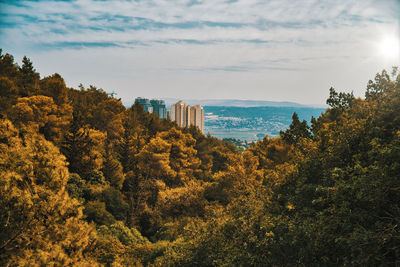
[
  {"x1": 131, "y1": 128, "x2": 203, "y2": 237},
  {"x1": 64, "y1": 126, "x2": 106, "y2": 179},
  {"x1": 91, "y1": 98, "x2": 126, "y2": 153},
  {"x1": 0, "y1": 119, "x2": 97, "y2": 266},
  {"x1": 39, "y1": 73, "x2": 69, "y2": 106},
  {"x1": 10, "y1": 95, "x2": 72, "y2": 145},
  {"x1": 133, "y1": 136, "x2": 175, "y2": 236},
  {"x1": 157, "y1": 128, "x2": 201, "y2": 185}
]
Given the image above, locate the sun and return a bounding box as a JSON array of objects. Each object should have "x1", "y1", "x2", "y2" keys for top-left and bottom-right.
[{"x1": 379, "y1": 35, "x2": 400, "y2": 60}]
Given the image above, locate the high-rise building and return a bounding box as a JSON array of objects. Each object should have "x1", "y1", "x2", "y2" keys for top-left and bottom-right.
[
  {"x1": 168, "y1": 101, "x2": 204, "y2": 132},
  {"x1": 150, "y1": 99, "x2": 167, "y2": 119},
  {"x1": 190, "y1": 105, "x2": 204, "y2": 132},
  {"x1": 135, "y1": 97, "x2": 153, "y2": 113},
  {"x1": 168, "y1": 105, "x2": 175, "y2": 121},
  {"x1": 169, "y1": 101, "x2": 187, "y2": 127},
  {"x1": 135, "y1": 97, "x2": 167, "y2": 119}
]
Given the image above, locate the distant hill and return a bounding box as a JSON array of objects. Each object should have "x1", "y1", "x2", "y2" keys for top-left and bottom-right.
[{"x1": 123, "y1": 98, "x2": 325, "y2": 108}]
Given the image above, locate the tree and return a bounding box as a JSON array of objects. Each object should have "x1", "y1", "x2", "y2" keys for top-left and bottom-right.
[
  {"x1": 157, "y1": 128, "x2": 201, "y2": 184},
  {"x1": 10, "y1": 95, "x2": 72, "y2": 145},
  {"x1": 0, "y1": 49, "x2": 19, "y2": 80},
  {"x1": 0, "y1": 119, "x2": 97, "y2": 265},
  {"x1": 39, "y1": 73, "x2": 69, "y2": 105},
  {"x1": 63, "y1": 126, "x2": 106, "y2": 179},
  {"x1": 19, "y1": 56, "x2": 40, "y2": 96},
  {"x1": 102, "y1": 186, "x2": 129, "y2": 221},
  {"x1": 0, "y1": 77, "x2": 18, "y2": 114},
  {"x1": 365, "y1": 69, "x2": 392, "y2": 100},
  {"x1": 205, "y1": 151, "x2": 262, "y2": 205},
  {"x1": 84, "y1": 201, "x2": 116, "y2": 226},
  {"x1": 102, "y1": 154, "x2": 125, "y2": 188},
  {"x1": 280, "y1": 112, "x2": 311, "y2": 145},
  {"x1": 326, "y1": 87, "x2": 354, "y2": 109}
]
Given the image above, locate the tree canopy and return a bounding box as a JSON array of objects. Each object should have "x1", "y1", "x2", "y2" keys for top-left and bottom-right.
[{"x1": 0, "y1": 49, "x2": 399, "y2": 266}]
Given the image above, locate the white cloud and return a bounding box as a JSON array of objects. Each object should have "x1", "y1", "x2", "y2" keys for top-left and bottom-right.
[{"x1": 0, "y1": 0, "x2": 398, "y2": 104}]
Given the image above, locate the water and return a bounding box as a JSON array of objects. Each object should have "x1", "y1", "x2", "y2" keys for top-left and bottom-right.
[{"x1": 204, "y1": 106, "x2": 326, "y2": 142}]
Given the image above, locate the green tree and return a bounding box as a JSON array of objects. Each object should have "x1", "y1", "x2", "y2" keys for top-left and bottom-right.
[
  {"x1": 19, "y1": 56, "x2": 40, "y2": 96},
  {"x1": 326, "y1": 87, "x2": 354, "y2": 109},
  {"x1": 280, "y1": 112, "x2": 311, "y2": 145},
  {"x1": 0, "y1": 77, "x2": 18, "y2": 114},
  {"x1": 102, "y1": 186, "x2": 129, "y2": 221},
  {"x1": 102, "y1": 154, "x2": 125, "y2": 188},
  {"x1": 0, "y1": 49, "x2": 19, "y2": 80},
  {"x1": 63, "y1": 126, "x2": 106, "y2": 179},
  {"x1": 84, "y1": 201, "x2": 116, "y2": 226}
]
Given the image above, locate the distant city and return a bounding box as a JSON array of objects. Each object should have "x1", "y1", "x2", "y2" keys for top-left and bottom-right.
[
  {"x1": 134, "y1": 98, "x2": 325, "y2": 142},
  {"x1": 135, "y1": 98, "x2": 204, "y2": 133}
]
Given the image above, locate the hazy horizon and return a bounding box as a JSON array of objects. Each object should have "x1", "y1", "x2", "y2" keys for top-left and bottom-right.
[
  {"x1": 1, "y1": 0, "x2": 399, "y2": 105},
  {"x1": 124, "y1": 97, "x2": 328, "y2": 108}
]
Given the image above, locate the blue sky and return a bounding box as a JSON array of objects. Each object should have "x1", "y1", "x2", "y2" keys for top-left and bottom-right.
[{"x1": 0, "y1": 0, "x2": 399, "y2": 105}]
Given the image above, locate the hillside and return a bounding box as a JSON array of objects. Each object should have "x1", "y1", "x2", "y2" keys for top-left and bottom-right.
[{"x1": 1, "y1": 50, "x2": 399, "y2": 266}]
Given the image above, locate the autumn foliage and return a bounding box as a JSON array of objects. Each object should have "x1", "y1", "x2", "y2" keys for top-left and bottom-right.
[{"x1": 0, "y1": 49, "x2": 399, "y2": 266}]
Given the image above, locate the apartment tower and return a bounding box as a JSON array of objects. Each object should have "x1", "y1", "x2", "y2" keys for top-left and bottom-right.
[
  {"x1": 168, "y1": 101, "x2": 204, "y2": 132},
  {"x1": 135, "y1": 97, "x2": 166, "y2": 119},
  {"x1": 150, "y1": 99, "x2": 167, "y2": 119},
  {"x1": 135, "y1": 97, "x2": 153, "y2": 113},
  {"x1": 189, "y1": 105, "x2": 204, "y2": 132}
]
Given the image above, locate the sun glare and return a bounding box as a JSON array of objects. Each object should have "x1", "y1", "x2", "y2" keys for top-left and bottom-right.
[{"x1": 379, "y1": 35, "x2": 400, "y2": 60}]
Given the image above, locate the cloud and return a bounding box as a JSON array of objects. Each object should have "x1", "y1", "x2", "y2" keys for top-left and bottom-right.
[
  {"x1": 0, "y1": 0, "x2": 398, "y2": 104},
  {"x1": 1, "y1": 0, "x2": 396, "y2": 44},
  {"x1": 180, "y1": 64, "x2": 303, "y2": 73},
  {"x1": 36, "y1": 41, "x2": 123, "y2": 49}
]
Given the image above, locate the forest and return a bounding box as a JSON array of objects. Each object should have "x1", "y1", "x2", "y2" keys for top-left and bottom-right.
[{"x1": 0, "y1": 49, "x2": 399, "y2": 266}]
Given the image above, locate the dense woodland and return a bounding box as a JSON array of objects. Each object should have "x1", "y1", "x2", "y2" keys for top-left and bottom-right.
[{"x1": 0, "y1": 49, "x2": 399, "y2": 266}]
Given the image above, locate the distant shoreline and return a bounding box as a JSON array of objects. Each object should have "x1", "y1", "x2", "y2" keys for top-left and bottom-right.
[
  {"x1": 204, "y1": 105, "x2": 325, "y2": 141},
  {"x1": 123, "y1": 98, "x2": 327, "y2": 109}
]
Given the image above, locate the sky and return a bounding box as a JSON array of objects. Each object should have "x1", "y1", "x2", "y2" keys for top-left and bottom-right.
[{"x1": 0, "y1": 0, "x2": 399, "y2": 105}]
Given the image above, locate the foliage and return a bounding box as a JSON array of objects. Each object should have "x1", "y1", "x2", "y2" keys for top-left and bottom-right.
[
  {"x1": 280, "y1": 112, "x2": 311, "y2": 144},
  {"x1": 1, "y1": 49, "x2": 399, "y2": 266},
  {"x1": 0, "y1": 119, "x2": 97, "y2": 266}
]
